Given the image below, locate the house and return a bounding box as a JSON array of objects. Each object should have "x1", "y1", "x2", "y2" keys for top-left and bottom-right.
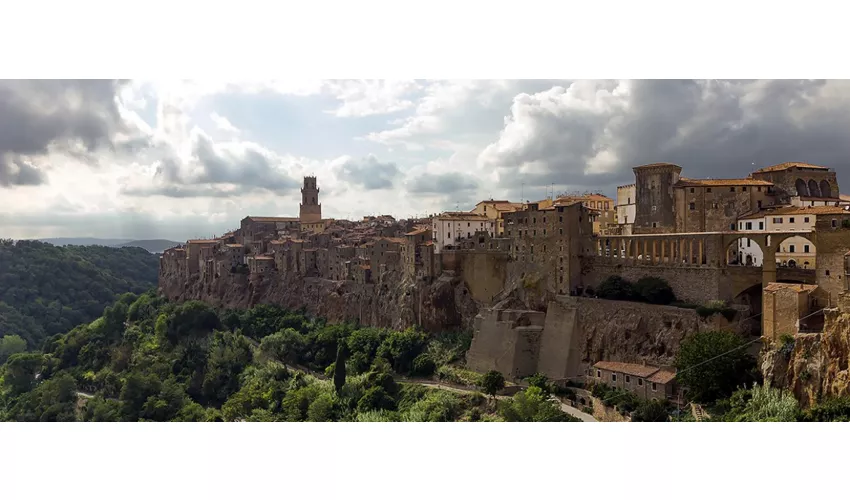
[
  {"x1": 762, "y1": 283, "x2": 829, "y2": 341},
  {"x1": 592, "y1": 361, "x2": 677, "y2": 401},
  {"x1": 471, "y1": 200, "x2": 524, "y2": 236},
  {"x1": 432, "y1": 212, "x2": 495, "y2": 253}
]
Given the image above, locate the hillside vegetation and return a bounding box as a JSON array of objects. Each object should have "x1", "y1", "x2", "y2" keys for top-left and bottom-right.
[
  {"x1": 0, "y1": 240, "x2": 160, "y2": 349},
  {"x1": 0, "y1": 294, "x2": 577, "y2": 422}
]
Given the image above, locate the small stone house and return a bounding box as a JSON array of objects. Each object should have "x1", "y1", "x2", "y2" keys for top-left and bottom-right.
[{"x1": 592, "y1": 361, "x2": 677, "y2": 401}]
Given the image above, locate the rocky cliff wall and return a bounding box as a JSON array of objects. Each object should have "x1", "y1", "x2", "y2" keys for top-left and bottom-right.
[
  {"x1": 159, "y1": 268, "x2": 478, "y2": 333},
  {"x1": 762, "y1": 297, "x2": 850, "y2": 407}
]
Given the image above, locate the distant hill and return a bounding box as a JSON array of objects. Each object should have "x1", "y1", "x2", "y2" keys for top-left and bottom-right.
[
  {"x1": 40, "y1": 237, "x2": 132, "y2": 247},
  {"x1": 118, "y1": 239, "x2": 181, "y2": 254},
  {"x1": 0, "y1": 240, "x2": 160, "y2": 350}
]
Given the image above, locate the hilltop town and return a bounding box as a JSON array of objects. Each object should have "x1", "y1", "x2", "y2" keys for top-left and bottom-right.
[{"x1": 159, "y1": 162, "x2": 850, "y2": 412}]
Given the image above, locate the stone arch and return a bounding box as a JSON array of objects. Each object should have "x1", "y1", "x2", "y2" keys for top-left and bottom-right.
[
  {"x1": 725, "y1": 235, "x2": 764, "y2": 267},
  {"x1": 796, "y1": 178, "x2": 809, "y2": 197},
  {"x1": 808, "y1": 179, "x2": 821, "y2": 198},
  {"x1": 820, "y1": 180, "x2": 832, "y2": 199},
  {"x1": 772, "y1": 234, "x2": 817, "y2": 269}
]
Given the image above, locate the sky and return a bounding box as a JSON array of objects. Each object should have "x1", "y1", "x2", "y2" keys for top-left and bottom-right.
[{"x1": 2, "y1": 79, "x2": 850, "y2": 242}]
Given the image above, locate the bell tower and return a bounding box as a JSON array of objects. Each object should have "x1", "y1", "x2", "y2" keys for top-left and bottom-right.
[{"x1": 299, "y1": 176, "x2": 322, "y2": 223}]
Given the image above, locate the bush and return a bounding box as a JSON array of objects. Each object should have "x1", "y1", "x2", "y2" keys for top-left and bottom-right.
[
  {"x1": 376, "y1": 327, "x2": 428, "y2": 374},
  {"x1": 634, "y1": 277, "x2": 676, "y2": 305},
  {"x1": 801, "y1": 396, "x2": 850, "y2": 422},
  {"x1": 525, "y1": 373, "x2": 553, "y2": 397},
  {"x1": 480, "y1": 370, "x2": 505, "y2": 398},
  {"x1": 675, "y1": 331, "x2": 757, "y2": 403},
  {"x1": 499, "y1": 386, "x2": 578, "y2": 422},
  {"x1": 357, "y1": 387, "x2": 396, "y2": 412},
  {"x1": 412, "y1": 353, "x2": 436, "y2": 377},
  {"x1": 597, "y1": 276, "x2": 638, "y2": 301},
  {"x1": 436, "y1": 365, "x2": 482, "y2": 386},
  {"x1": 631, "y1": 399, "x2": 671, "y2": 422},
  {"x1": 723, "y1": 384, "x2": 800, "y2": 422}
]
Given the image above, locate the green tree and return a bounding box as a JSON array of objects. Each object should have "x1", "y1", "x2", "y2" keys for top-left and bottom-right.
[
  {"x1": 723, "y1": 384, "x2": 800, "y2": 422},
  {"x1": 597, "y1": 275, "x2": 637, "y2": 301},
  {"x1": 634, "y1": 277, "x2": 676, "y2": 305},
  {"x1": 2, "y1": 352, "x2": 44, "y2": 395},
  {"x1": 202, "y1": 330, "x2": 253, "y2": 405},
  {"x1": 525, "y1": 373, "x2": 552, "y2": 397},
  {"x1": 376, "y1": 327, "x2": 428, "y2": 374},
  {"x1": 631, "y1": 398, "x2": 671, "y2": 422},
  {"x1": 480, "y1": 370, "x2": 505, "y2": 399},
  {"x1": 674, "y1": 331, "x2": 756, "y2": 403},
  {"x1": 259, "y1": 328, "x2": 306, "y2": 365},
  {"x1": 499, "y1": 386, "x2": 576, "y2": 422},
  {"x1": 333, "y1": 344, "x2": 348, "y2": 394},
  {"x1": 0, "y1": 334, "x2": 27, "y2": 364}
]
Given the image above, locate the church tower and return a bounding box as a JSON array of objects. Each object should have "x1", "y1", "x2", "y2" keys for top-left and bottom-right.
[{"x1": 299, "y1": 176, "x2": 322, "y2": 224}]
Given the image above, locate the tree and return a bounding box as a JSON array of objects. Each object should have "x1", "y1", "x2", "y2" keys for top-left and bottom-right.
[
  {"x1": 0, "y1": 335, "x2": 27, "y2": 364},
  {"x1": 723, "y1": 384, "x2": 800, "y2": 422},
  {"x1": 2, "y1": 352, "x2": 44, "y2": 395},
  {"x1": 596, "y1": 275, "x2": 638, "y2": 301},
  {"x1": 634, "y1": 277, "x2": 676, "y2": 305},
  {"x1": 631, "y1": 398, "x2": 671, "y2": 422},
  {"x1": 675, "y1": 331, "x2": 757, "y2": 403},
  {"x1": 480, "y1": 370, "x2": 505, "y2": 399},
  {"x1": 525, "y1": 373, "x2": 552, "y2": 397},
  {"x1": 333, "y1": 344, "x2": 348, "y2": 395},
  {"x1": 499, "y1": 386, "x2": 577, "y2": 422},
  {"x1": 376, "y1": 327, "x2": 428, "y2": 374}
]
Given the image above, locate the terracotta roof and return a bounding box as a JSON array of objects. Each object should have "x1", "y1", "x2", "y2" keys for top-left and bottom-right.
[
  {"x1": 841, "y1": 194, "x2": 850, "y2": 202},
  {"x1": 405, "y1": 228, "x2": 429, "y2": 236},
  {"x1": 593, "y1": 361, "x2": 660, "y2": 378},
  {"x1": 187, "y1": 239, "x2": 219, "y2": 244},
  {"x1": 764, "y1": 283, "x2": 819, "y2": 293},
  {"x1": 492, "y1": 202, "x2": 524, "y2": 212},
  {"x1": 475, "y1": 199, "x2": 511, "y2": 205},
  {"x1": 225, "y1": 244, "x2": 244, "y2": 248},
  {"x1": 647, "y1": 369, "x2": 677, "y2": 385},
  {"x1": 755, "y1": 162, "x2": 829, "y2": 173},
  {"x1": 435, "y1": 212, "x2": 490, "y2": 220},
  {"x1": 633, "y1": 162, "x2": 681, "y2": 170},
  {"x1": 740, "y1": 205, "x2": 850, "y2": 218},
  {"x1": 676, "y1": 178, "x2": 773, "y2": 187}
]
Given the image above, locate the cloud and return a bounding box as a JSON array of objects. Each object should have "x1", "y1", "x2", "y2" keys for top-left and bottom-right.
[
  {"x1": 332, "y1": 154, "x2": 400, "y2": 190},
  {"x1": 405, "y1": 171, "x2": 478, "y2": 195},
  {"x1": 325, "y1": 80, "x2": 421, "y2": 117},
  {"x1": 210, "y1": 112, "x2": 239, "y2": 134},
  {"x1": 479, "y1": 79, "x2": 850, "y2": 197},
  {"x1": 0, "y1": 79, "x2": 133, "y2": 186}
]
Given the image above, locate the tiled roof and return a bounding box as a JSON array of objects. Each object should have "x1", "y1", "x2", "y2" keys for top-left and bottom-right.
[
  {"x1": 755, "y1": 162, "x2": 829, "y2": 173},
  {"x1": 187, "y1": 239, "x2": 219, "y2": 244},
  {"x1": 764, "y1": 283, "x2": 819, "y2": 293},
  {"x1": 593, "y1": 361, "x2": 660, "y2": 378},
  {"x1": 633, "y1": 162, "x2": 682, "y2": 170},
  {"x1": 647, "y1": 369, "x2": 677, "y2": 385},
  {"x1": 476, "y1": 199, "x2": 511, "y2": 205},
  {"x1": 246, "y1": 216, "x2": 300, "y2": 223},
  {"x1": 405, "y1": 228, "x2": 429, "y2": 236},
  {"x1": 740, "y1": 205, "x2": 850, "y2": 218},
  {"x1": 675, "y1": 178, "x2": 773, "y2": 187}
]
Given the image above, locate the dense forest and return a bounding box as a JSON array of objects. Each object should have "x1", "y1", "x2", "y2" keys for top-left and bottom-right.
[
  {"x1": 0, "y1": 293, "x2": 577, "y2": 422},
  {"x1": 0, "y1": 240, "x2": 160, "y2": 350}
]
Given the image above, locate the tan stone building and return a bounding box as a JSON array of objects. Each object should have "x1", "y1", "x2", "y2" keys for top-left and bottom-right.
[
  {"x1": 592, "y1": 361, "x2": 677, "y2": 401},
  {"x1": 762, "y1": 283, "x2": 829, "y2": 341},
  {"x1": 542, "y1": 193, "x2": 615, "y2": 234},
  {"x1": 675, "y1": 178, "x2": 776, "y2": 233},
  {"x1": 616, "y1": 183, "x2": 636, "y2": 235},
  {"x1": 750, "y1": 162, "x2": 840, "y2": 205},
  {"x1": 471, "y1": 200, "x2": 524, "y2": 235}
]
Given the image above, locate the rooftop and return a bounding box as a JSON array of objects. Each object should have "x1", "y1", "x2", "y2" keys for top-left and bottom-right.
[
  {"x1": 764, "y1": 283, "x2": 820, "y2": 293},
  {"x1": 676, "y1": 178, "x2": 773, "y2": 187},
  {"x1": 739, "y1": 205, "x2": 850, "y2": 218},
  {"x1": 593, "y1": 361, "x2": 661, "y2": 378},
  {"x1": 245, "y1": 216, "x2": 300, "y2": 223},
  {"x1": 405, "y1": 228, "x2": 429, "y2": 236},
  {"x1": 633, "y1": 162, "x2": 682, "y2": 170},
  {"x1": 187, "y1": 239, "x2": 219, "y2": 244},
  {"x1": 754, "y1": 162, "x2": 830, "y2": 173},
  {"x1": 647, "y1": 369, "x2": 677, "y2": 385}
]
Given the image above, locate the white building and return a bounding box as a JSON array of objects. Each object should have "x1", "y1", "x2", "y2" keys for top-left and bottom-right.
[
  {"x1": 431, "y1": 212, "x2": 495, "y2": 253},
  {"x1": 735, "y1": 206, "x2": 848, "y2": 268},
  {"x1": 616, "y1": 184, "x2": 636, "y2": 234}
]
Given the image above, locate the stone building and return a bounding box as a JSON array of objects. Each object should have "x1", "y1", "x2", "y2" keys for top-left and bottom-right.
[
  {"x1": 185, "y1": 239, "x2": 219, "y2": 275},
  {"x1": 432, "y1": 212, "x2": 495, "y2": 253},
  {"x1": 240, "y1": 216, "x2": 300, "y2": 247},
  {"x1": 541, "y1": 193, "x2": 616, "y2": 235},
  {"x1": 750, "y1": 162, "x2": 840, "y2": 205},
  {"x1": 633, "y1": 163, "x2": 682, "y2": 234},
  {"x1": 616, "y1": 183, "x2": 636, "y2": 234},
  {"x1": 592, "y1": 361, "x2": 677, "y2": 401},
  {"x1": 247, "y1": 255, "x2": 275, "y2": 274},
  {"x1": 329, "y1": 245, "x2": 356, "y2": 281},
  {"x1": 299, "y1": 176, "x2": 322, "y2": 224},
  {"x1": 471, "y1": 199, "x2": 524, "y2": 236},
  {"x1": 674, "y1": 178, "x2": 776, "y2": 233},
  {"x1": 502, "y1": 201, "x2": 592, "y2": 295},
  {"x1": 762, "y1": 283, "x2": 828, "y2": 341},
  {"x1": 223, "y1": 243, "x2": 247, "y2": 271}
]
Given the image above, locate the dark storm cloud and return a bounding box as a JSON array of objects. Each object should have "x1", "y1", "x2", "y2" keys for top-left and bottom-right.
[
  {"x1": 480, "y1": 79, "x2": 850, "y2": 197},
  {"x1": 0, "y1": 79, "x2": 131, "y2": 186},
  {"x1": 334, "y1": 154, "x2": 400, "y2": 190}
]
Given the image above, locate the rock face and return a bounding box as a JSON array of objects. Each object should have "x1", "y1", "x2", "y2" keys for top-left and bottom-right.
[
  {"x1": 762, "y1": 300, "x2": 850, "y2": 407},
  {"x1": 159, "y1": 268, "x2": 478, "y2": 333}
]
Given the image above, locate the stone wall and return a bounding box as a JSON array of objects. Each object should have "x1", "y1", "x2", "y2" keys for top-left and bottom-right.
[
  {"x1": 675, "y1": 185, "x2": 774, "y2": 233},
  {"x1": 441, "y1": 250, "x2": 508, "y2": 304},
  {"x1": 581, "y1": 260, "x2": 726, "y2": 304},
  {"x1": 466, "y1": 296, "x2": 735, "y2": 382}
]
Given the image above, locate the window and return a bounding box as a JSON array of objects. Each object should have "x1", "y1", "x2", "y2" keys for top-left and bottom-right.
[
  {"x1": 543, "y1": 229, "x2": 547, "y2": 235},
  {"x1": 790, "y1": 217, "x2": 795, "y2": 223},
  {"x1": 730, "y1": 224, "x2": 735, "y2": 230},
  {"x1": 730, "y1": 187, "x2": 735, "y2": 192},
  {"x1": 689, "y1": 202, "x2": 696, "y2": 210},
  {"x1": 605, "y1": 202, "x2": 610, "y2": 210},
  {"x1": 467, "y1": 222, "x2": 470, "y2": 227},
  {"x1": 628, "y1": 197, "x2": 631, "y2": 204},
  {"x1": 625, "y1": 375, "x2": 631, "y2": 383},
  {"x1": 758, "y1": 186, "x2": 762, "y2": 192},
  {"x1": 533, "y1": 217, "x2": 537, "y2": 224},
  {"x1": 543, "y1": 217, "x2": 547, "y2": 223},
  {"x1": 638, "y1": 379, "x2": 643, "y2": 386},
  {"x1": 832, "y1": 219, "x2": 838, "y2": 228},
  {"x1": 743, "y1": 186, "x2": 748, "y2": 192},
  {"x1": 707, "y1": 188, "x2": 712, "y2": 193},
  {"x1": 757, "y1": 200, "x2": 762, "y2": 209},
  {"x1": 804, "y1": 244, "x2": 810, "y2": 253},
  {"x1": 533, "y1": 230, "x2": 537, "y2": 236},
  {"x1": 773, "y1": 217, "x2": 783, "y2": 224},
  {"x1": 652, "y1": 383, "x2": 658, "y2": 392},
  {"x1": 759, "y1": 222, "x2": 764, "y2": 230},
  {"x1": 690, "y1": 188, "x2": 695, "y2": 193},
  {"x1": 559, "y1": 216, "x2": 563, "y2": 222},
  {"x1": 747, "y1": 239, "x2": 751, "y2": 248},
  {"x1": 652, "y1": 222, "x2": 657, "y2": 228},
  {"x1": 559, "y1": 228, "x2": 563, "y2": 235},
  {"x1": 612, "y1": 374, "x2": 617, "y2": 382},
  {"x1": 746, "y1": 222, "x2": 752, "y2": 230},
  {"x1": 789, "y1": 245, "x2": 796, "y2": 253},
  {"x1": 597, "y1": 370, "x2": 601, "y2": 378},
  {"x1": 826, "y1": 270, "x2": 831, "y2": 276},
  {"x1": 543, "y1": 245, "x2": 546, "y2": 252},
  {"x1": 805, "y1": 217, "x2": 810, "y2": 223}
]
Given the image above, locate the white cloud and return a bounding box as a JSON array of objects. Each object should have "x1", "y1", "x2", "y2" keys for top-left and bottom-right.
[
  {"x1": 210, "y1": 112, "x2": 239, "y2": 134},
  {"x1": 325, "y1": 79, "x2": 421, "y2": 117}
]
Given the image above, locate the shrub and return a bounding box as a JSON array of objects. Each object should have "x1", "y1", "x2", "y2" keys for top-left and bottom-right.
[
  {"x1": 412, "y1": 353, "x2": 436, "y2": 377},
  {"x1": 723, "y1": 384, "x2": 800, "y2": 422},
  {"x1": 499, "y1": 386, "x2": 578, "y2": 422},
  {"x1": 376, "y1": 327, "x2": 428, "y2": 374},
  {"x1": 357, "y1": 387, "x2": 396, "y2": 412},
  {"x1": 525, "y1": 373, "x2": 553, "y2": 397},
  {"x1": 436, "y1": 365, "x2": 482, "y2": 386},
  {"x1": 480, "y1": 370, "x2": 505, "y2": 398},
  {"x1": 631, "y1": 399, "x2": 671, "y2": 422},
  {"x1": 675, "y1": 331, "x2": 757, "y2": 403},
  {"x1": 802, "y1": 396, "x2": 850, "y2": 422},
  {"x1": 402, "y1": 390, "x2": 463, "y2": 422},
  {"x1": 597, "y1": 276, "x2": 637, "y2": 301},
  {"x1": 634, "y1": 277, "x2": 676, "y2": 305}
]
